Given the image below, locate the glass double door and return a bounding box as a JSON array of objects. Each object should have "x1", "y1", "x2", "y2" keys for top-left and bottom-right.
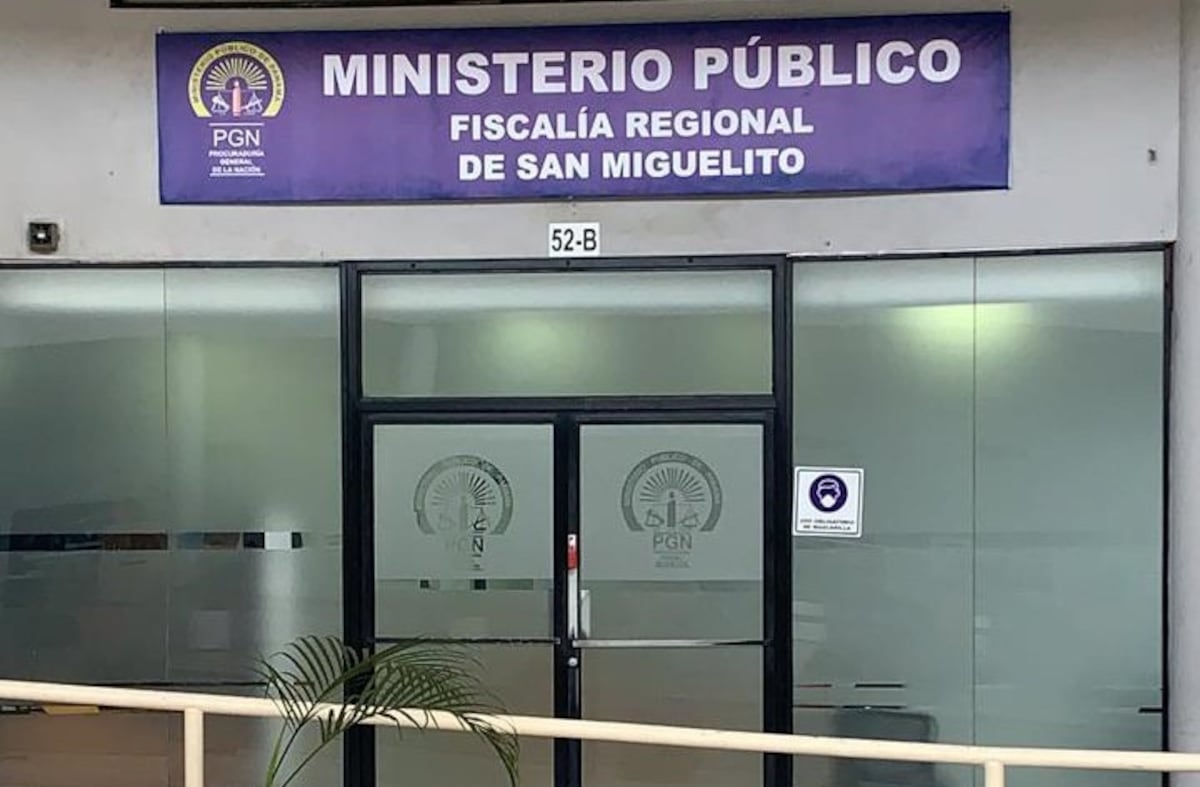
[{"x1": 369, "y1": 413, "x2": 770, "y2": 787}]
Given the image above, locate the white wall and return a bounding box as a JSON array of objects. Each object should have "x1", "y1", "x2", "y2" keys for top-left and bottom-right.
[
  {"x1": 1172, "y1": 0, "x2": 1200, "y2": 774},
  {"x1": 0, "y1": 0, "x2": 1181, "y2": 262}
]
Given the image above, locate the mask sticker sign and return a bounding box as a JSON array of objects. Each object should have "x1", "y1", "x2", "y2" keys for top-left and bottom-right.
[{"x1": 793, "y1": 466, "x2": 863, "y2": 538}]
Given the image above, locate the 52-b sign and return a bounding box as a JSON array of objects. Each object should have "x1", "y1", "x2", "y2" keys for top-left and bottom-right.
[{"x1": 548, "y1": 222, "x2": 601, "y2": 257}]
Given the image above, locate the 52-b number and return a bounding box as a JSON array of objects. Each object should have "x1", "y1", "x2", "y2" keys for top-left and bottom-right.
[{"x1": 548, "y1": 223, "x2": 600, "y2": 256}]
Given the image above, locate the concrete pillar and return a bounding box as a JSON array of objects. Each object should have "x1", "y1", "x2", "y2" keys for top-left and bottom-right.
[{"x1": 1172, "y1": 0, "x2": 1200, "y2": 769}]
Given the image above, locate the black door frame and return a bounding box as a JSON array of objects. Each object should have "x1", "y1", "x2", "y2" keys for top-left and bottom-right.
[{"x1": 339, "y1": 256, "x2": 794, "y2": 787}]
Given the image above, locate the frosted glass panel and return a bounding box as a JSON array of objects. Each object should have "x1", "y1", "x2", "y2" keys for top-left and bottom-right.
[
  {"x1": 791, "y1": 258, "x2": 976, "y2": 787},
  {"x1": 362, "y1": 270, "x2": 772, "y2": 397},
  {"x1": 374, "y1": 423, "x2": 553, "y2": 638},
  {"x1": 791, "y1": 252, "x2": 1164, "y2": 787},
  {"x1": 0, "y1": 267, "x2": 343, "y2": 692},
  {"x1": 579, "y1": 423, "x2": 762, "y2": 640},
  {"x1": 164, "y1": 267, "x2": 342, "y2": 682},
  {"x1": 582, "y1": 647, "x2": 760, "y2": 787},
  {"x1": 0, "y1": 269, "x2": 170, "y2": 682},
  {"x1": 974, "y1": 252, "x2": 1162, "y2": 787}
]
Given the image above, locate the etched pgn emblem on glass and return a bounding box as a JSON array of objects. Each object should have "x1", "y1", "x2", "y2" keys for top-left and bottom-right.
[
  {"x1": 621, "y1": 450, "x2": 722, "y2": 569},
  {"x1": 414, "y1": 455, "x2": 513, "y2": 572}
]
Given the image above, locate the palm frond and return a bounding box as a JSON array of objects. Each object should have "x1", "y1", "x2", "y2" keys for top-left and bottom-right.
[{"x1": 258, "y1": 635, "x2": 519, "y2": 787}]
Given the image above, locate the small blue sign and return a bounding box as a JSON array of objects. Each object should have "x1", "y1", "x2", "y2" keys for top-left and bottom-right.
[{"x1": 793, "y1": 466, "x2": 864, "y2": 538}]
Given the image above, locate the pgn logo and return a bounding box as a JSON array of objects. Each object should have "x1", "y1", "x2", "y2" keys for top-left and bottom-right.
[
  {"x1": 188, "y1": 41, "x2": 285, "y2": 180},
  {"x1": 413, "y1": 455, "x2": 513, "y2": 572},
  {"x1": 212, "y1": 126, "x2": 262, "y2": 148},
  {"x1": 444, "y1": 534, "x2": 487, "y2": 559},
  {"x1": 652, "y1": 530, "x2": 693, "y2": 555},
  {"x1": 188, "y1": 41, "x2": 285, "y2": 119},
  {"x1": 622, "y1": 450, "x2": 722, "y2": 569}
]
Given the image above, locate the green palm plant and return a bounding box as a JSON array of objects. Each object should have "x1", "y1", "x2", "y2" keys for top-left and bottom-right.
[{"x1": 255, "y1": 635, "x2": 518, "y2": 787}]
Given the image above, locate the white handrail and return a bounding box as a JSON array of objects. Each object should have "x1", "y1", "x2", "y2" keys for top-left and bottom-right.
[{"x1": 0, "y1": 678, "x2": 1189, "y2": 787}]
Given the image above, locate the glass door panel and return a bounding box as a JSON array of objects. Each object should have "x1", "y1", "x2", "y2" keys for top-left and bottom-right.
[
  {"x1": 372, "y1": 422, "x2": 554, "y2": 639},
  {"x1": 581, "y1": 646, "x2": 762, "y2": 787},
  {"x1": 574, "y1": 420, "x2": 767, "y2": 787},
  {"x1": 577, "y1": 423, "x2": 763, "y2": 641},
  {"x1": 377, "y1": 644, "x2": 555, "y2": 787}
]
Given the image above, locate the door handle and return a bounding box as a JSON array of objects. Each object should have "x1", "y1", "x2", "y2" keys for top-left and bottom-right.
[
  {"x1": 567, "y1": 534, "x2": 579, "y2": 641},
  {"x1": 579, "y1": 589, "x2": 591, "y2": 640}
]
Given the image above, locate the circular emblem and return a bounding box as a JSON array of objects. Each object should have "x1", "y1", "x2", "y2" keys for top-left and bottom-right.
[
  {"x1": 621, "y1": 451, "x2": 722, "y2": 533},
  {"x1": 413, "y1": 455, "x2": 513, "y2": 537},
  {"x1": 809, "y1": 474, "x2": 848, "y2": 513},
  {"x1": 188, "y1": 41, "x2": 286, "y2": 119}
]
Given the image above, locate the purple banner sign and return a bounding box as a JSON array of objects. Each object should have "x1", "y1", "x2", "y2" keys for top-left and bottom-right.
[{"x1": 155, "y1": 13, "x2": 1010, "y2": 203}]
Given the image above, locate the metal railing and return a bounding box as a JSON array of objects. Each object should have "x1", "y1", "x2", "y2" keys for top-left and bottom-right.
[{"x1": 0, "y1": 678, "x2": 1193, "y2": 787}]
